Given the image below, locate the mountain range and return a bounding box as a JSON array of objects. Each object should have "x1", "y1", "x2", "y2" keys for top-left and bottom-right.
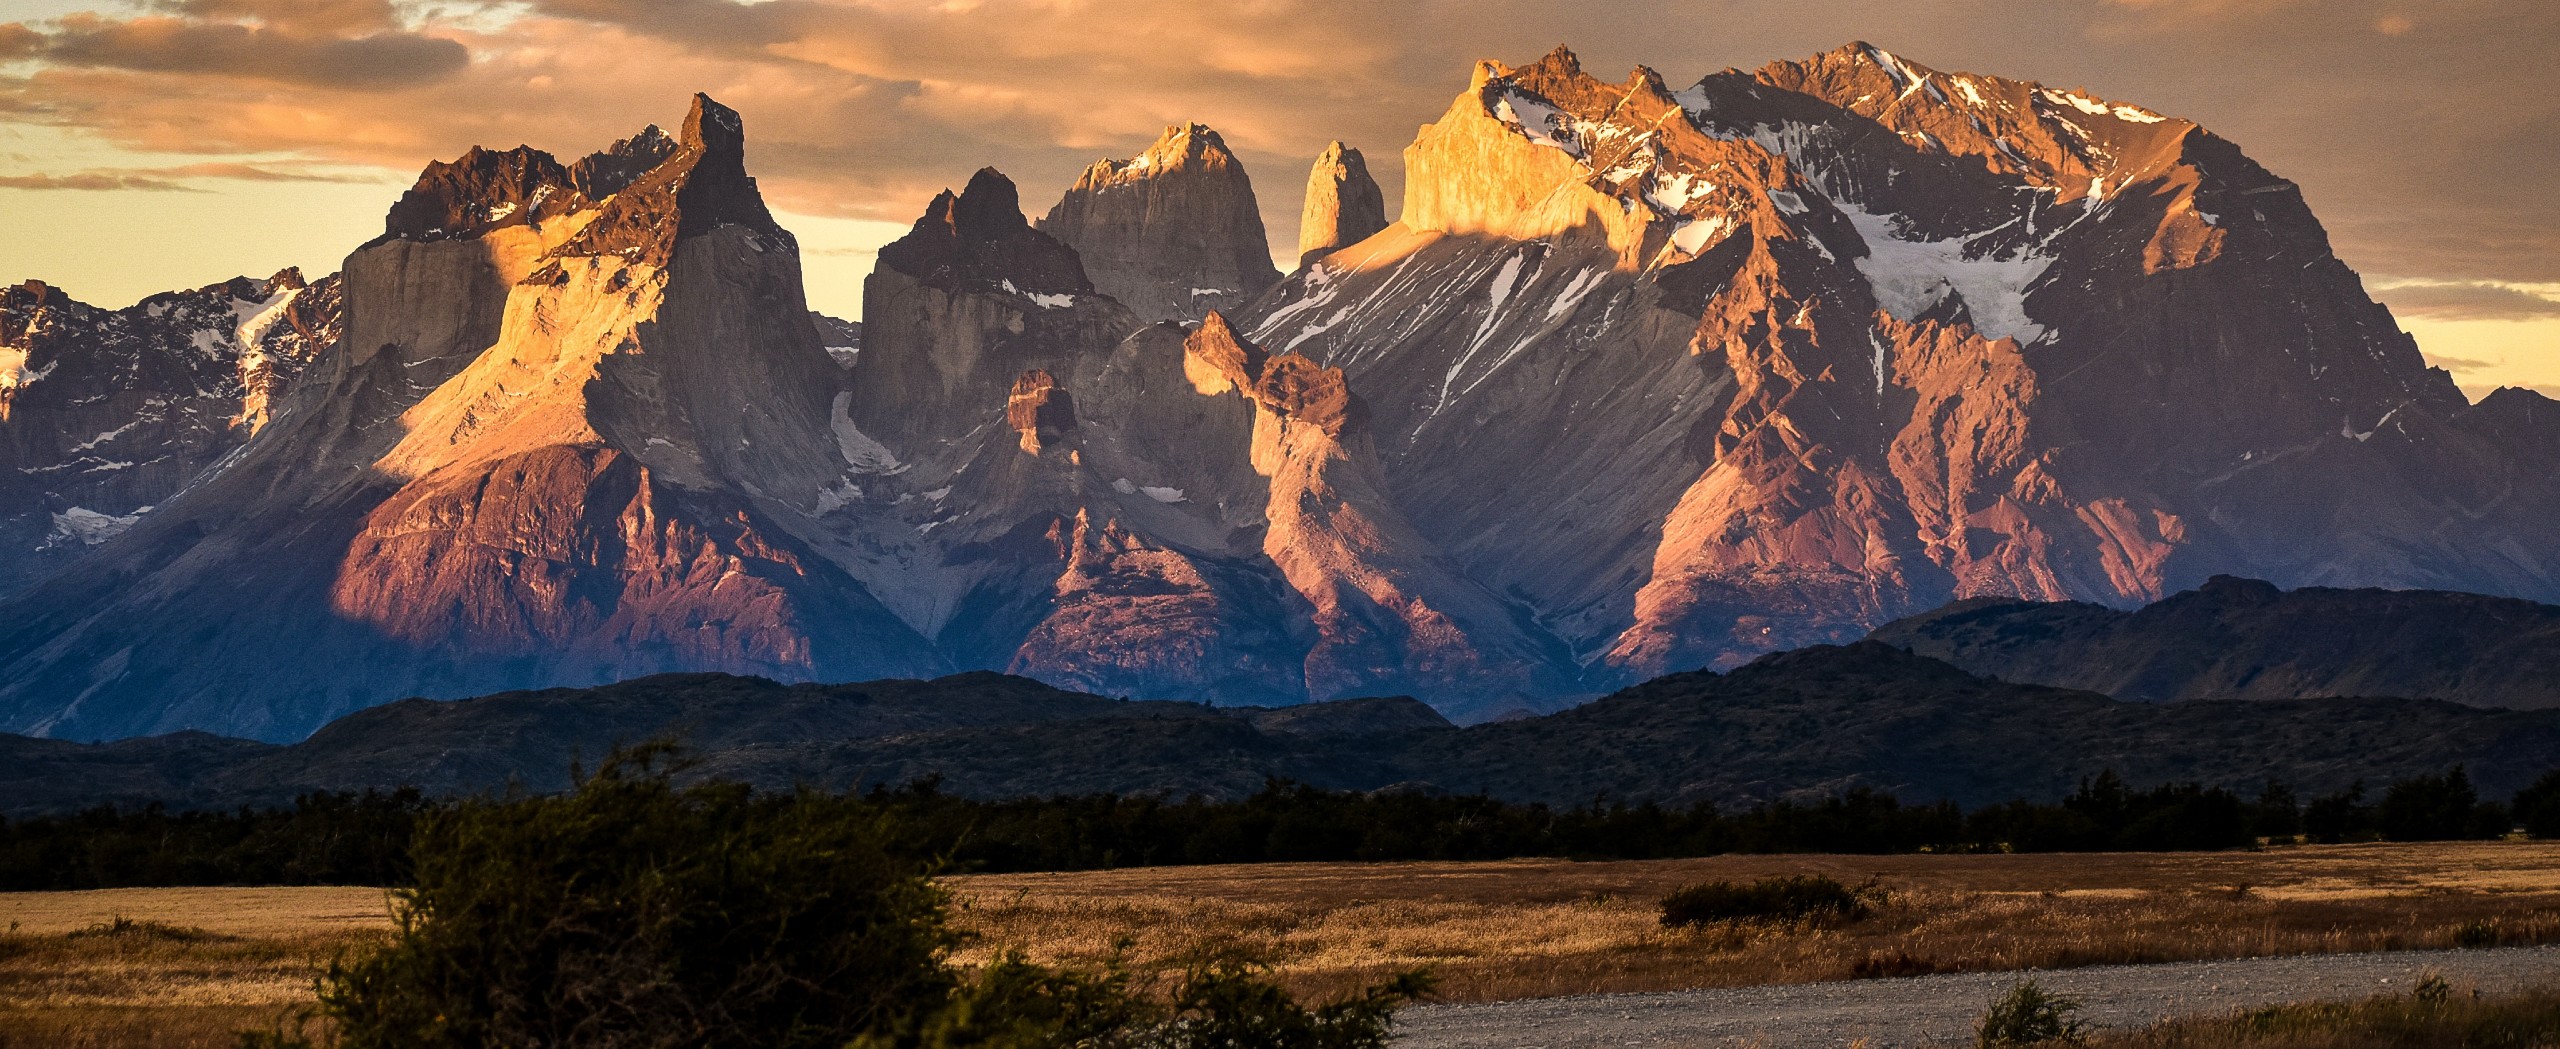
[
  {"x1": 5, "y1": 43, "x2": 2557, "y2": 742},
  {"x1": 9, "y1": 632, "x2": 2559, "y2": 818}
]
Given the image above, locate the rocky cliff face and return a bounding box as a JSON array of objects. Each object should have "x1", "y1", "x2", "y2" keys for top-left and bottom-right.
[
  {"x1": 1038, "y1": 123, "x2": 1282, "y2": 323},
  {"x1": 0, "y1": 94, "x2": 936, "y2": 741},
  {"x1": 7, "y1": 44, "x2": 2559, "y2": 740},
  {"x1": 1242, "y1": 43, "x2": 2560, "y2": 680},
  {"x1": 1297, "y1": 142, "x2": 1387, "y2": 269},
  {"x1": 0, "y1": 269, "x2": 339, "y2": 598}
]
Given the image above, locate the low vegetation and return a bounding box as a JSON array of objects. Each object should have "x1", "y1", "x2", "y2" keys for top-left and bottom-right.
[
  {"x1": 1657, "y1": 874, "x2": 1877, "y2": 929},
  {"x1": 10, "y1": 843, "x2": 2560, "y2": 1044},
  {"x1": 13, "y1": 766, "x2": 2560, "y2": 892},
  {"x1": 1978, "y1": 979, "x2": 2090, "y2": 1047},
  {"x1": 2094, "y1": 982, "x2": 2560, "y2": 1047},
  {"x1": 236, "y1": 746, "x2": 1426, "y2": 1049},
  {"x1": 943, "y1": 844, "x2": 2560, "y2": 1003}
]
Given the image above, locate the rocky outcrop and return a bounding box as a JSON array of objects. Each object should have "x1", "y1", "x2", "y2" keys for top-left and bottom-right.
[
  {"x1": 0, "y1": 94, "x2": 937, "y2": 741},
  {"x1": 1297, "y1": 142, "x2": 1387, "y2": 268},
  {"x1": 0, "y1": 269, "x2": 340, "y2": 599},
  {"x1": 1245, "y1": 43, "x2": 2560, "y2": 682},
  {"x1": 10, "y1": 44, "x2": 2560, "y2": 739},
  {"x1": 1038, "y1": 123, "x2": 1282, "y2": 323},
  {"x1": 1188, "y1": 313, "x2": 1571, "y2": 717}
]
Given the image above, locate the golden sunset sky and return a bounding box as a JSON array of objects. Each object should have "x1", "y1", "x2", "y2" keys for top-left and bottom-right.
[{"x1": 1, "y1": 0, "x2": 2553, "y2": 397}]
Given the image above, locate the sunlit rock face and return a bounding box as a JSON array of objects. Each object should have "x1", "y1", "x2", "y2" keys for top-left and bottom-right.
[
  {"x1": 8, "y1": 44, "x2": 2560, "y2": 741},
  {"x1": 1039, "y1": 123, "x2": 1283, "y2": 324},
  {"x1": 1243, "y1": 43, "x2": 2553, "y2": 680},
  {"x1": 1297, "y1": 142, "x2": 1388, "y2": 270},
  {"x1": 0, "y1": 95, "x2": 939, "y2": 742}
]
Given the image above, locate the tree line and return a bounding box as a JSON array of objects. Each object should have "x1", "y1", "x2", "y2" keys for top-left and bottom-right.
[{"x1": 7, "y1": 764, "x2": 2558, "y2": 891}]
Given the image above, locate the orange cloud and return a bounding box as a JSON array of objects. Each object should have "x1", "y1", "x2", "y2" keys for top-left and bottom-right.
[
  {"x1": 16, "y1": 12, "x2": 469, "y2": 91},
  {"x1": 0, "y1": 0, "x2": 2553, "y2": 293}
]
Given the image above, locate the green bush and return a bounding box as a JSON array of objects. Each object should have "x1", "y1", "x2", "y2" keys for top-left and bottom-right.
[
  {"x1": 1658, "y1": 874, "x2": 1875, "y2": 929},
  {"x1": 2514, "y1": 769, "x2": 2560, "y2": 839},
  {"x1": 251, "y1": 745, "x2": 1426, "y2": 1049},
  {"x1": 2378, "y1": 766, "x2": 2500, "y2": 842},
  {"x1": 1977, "y1": 979, "x2": 2088, "y2": 1047}
]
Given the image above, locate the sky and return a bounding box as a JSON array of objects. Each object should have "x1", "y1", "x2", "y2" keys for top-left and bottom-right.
[{"x1": 0, "y1": 0, "x2": 2553, "y2": 399}]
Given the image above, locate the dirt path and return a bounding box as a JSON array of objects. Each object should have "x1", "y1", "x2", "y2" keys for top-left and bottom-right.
[{"x1": 1394, "y1": 945, "x2": 2560, "y2": 1048}]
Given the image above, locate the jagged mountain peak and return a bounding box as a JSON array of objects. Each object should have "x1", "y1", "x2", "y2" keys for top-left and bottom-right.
[
  {"x1": 545, "y1": 91, "x2": 784, "y2": 266},
  {"x1": 955, "y1": 166, "x2": 1033, "y2": 232},
  {"x1": 875, "y1": 167, "x2": 1093, "y2": 297},
  {"x1": 1082, "y1": 122, "x2": 1243, "y2": 187},
  {"x1": 1039, "y1": 120, "x2": 1280, "y2": 323},
  {"x1": 1740, "y1": 41, "x2": 2194, "y2": 193},
  {"x1": 568, "y1": 123, "x2": 678, "y2": 200},
  {"x1": 1297, "y1": 141, "x2": 1386, "y2": 269},
  {"x1": 378, "y1": 143, "x2": 580, "y2": 243},
  {"x1": 11, "y1": 43, "x2": 2560, "y2": 745}
]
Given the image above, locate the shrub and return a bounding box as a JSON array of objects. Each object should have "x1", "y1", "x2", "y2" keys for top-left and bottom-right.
[
  {"x1": 249, "y1": 744, "x2": 1427, "y2": 1049},
  {"x1": 1977, "y1": 979, "x2": 2088, "y2": 1047},
  {"x1": 2378, "y1": 767, "x2": 2490, "y2": 841},
  {"x1": 2513, "y1": 769, "x2": 2560, "y2": 839},
  {"x1": 281, "y1": 746, "x2": 958, "y2": 1049},
  {"x1": 2453, "y1": 919, "x2": 2501, "y2": 949},
  {"x1": 1658, "y1": 874, "x2": 1875, "y2": 929},
  {"x1": 2303, "y1": 781, "x2": 2374, "y2": 843}
]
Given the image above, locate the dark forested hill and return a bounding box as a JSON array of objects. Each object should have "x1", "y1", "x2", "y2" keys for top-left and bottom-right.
[{"x1": 9, "y1": 642, "x2": 2559, "y2": 817}]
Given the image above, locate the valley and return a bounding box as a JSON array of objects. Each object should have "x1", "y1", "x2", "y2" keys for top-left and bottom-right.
[{"x1": 7, "y1": 842, "x2": 2560, "y2": 1046}]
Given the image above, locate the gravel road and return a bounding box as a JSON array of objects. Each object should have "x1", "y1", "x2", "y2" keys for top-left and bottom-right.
[{"x1": 1395, "y1": 945, "x2": 2560, "y2": 1048}]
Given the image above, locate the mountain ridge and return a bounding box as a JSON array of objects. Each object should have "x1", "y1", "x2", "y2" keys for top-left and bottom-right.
[
  {"x1": 5, "y1": 44, "x2": 2559, "y2": 742},
  {"x1": 5, "y1": 640, "x2": 2556, "y2": 818}
]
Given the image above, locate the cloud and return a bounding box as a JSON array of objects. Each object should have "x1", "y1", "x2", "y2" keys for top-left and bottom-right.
[
  {"x1": 0, "y1": 0, "x2": 2552, "y2": 298},
  {"x1": 151, "y1": 0, "x2": 410, "y2": 35},
  {"x1": 2371, "y1": 279, "x2": 2560, "y2": 322},
  {"x1": 9, "y1": 10, "x2": 468, "y2": 91},
  {"x1": 0, "y1": 23, "x2": 41, "y2": 59},
  {"x1": 0, "y1": 160, "x2": 375, "y2": 190},
  {"x1": 0, "y1": 170, "x2": 200, "y2": 190}
]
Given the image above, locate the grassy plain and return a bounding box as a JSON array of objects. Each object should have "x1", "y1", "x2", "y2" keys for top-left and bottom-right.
[
  {"x1": 2097, "y1": 984, "x2": 2560, "y2": 1047},
  {"x1": 4, "y1": 842, "x2": 2560, "y2": 1045},
  {"x1": 944, "y1": 841, "x2": 2560, "y2": 1002}
]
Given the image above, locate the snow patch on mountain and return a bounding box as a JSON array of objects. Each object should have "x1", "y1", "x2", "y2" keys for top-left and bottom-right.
[
  {"x1": 0, "y1": 346, "x2": 43, "y2": 394},
  {"x1": 830, "y1": 392, "x2": 904, "y2": 473},
  {"x1": 1670, "y1": 214, "x2": 1738, "y2": 256},
  {"x1": 1837, "y1": 200, "x2": 2055, "y2": 344},
  {"x1": 815, "y1": 478, "x2": 861, "y2": 514},
  {"x1": 47, "y1": 506, "x2": 139, "y2": 547},
  {"x1": 1493, "y1": 89, "x2": 1583, "y2": 158},
  {"x1": 231, "y1": 287, "x2": 301, "y2": 352}
]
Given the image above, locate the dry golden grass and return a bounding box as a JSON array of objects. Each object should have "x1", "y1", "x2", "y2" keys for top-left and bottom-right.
[
  {"x1": 2096, "y1": 982, "x2": 2560, "y2": 1047},
  {"x1": 0, "y1": 914, "x2": 375, "y2": 1049},
  {"x1": 943, "y1": 841, "x2": 2560, "y2": 1003},
  {"x1": 0, "y1": 1004, "x2": 295, "y2": 1049},
  {"x1": 6, "y1": 841, "x2": 2560, "y2": 1045},
  {"x1": 0, "y1": 886, "x2": 395, "y2": 940}
]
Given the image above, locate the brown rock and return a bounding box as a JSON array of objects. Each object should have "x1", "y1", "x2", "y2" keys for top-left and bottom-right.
[
  {"x1": 1297, "y1": 141, "x2": 1387, "y2": 269},
  {"x1": 1038, "y1": 123, "x2": 1282, "y2": 323},
  {"x1": 1006, "y1": 369, "x2": 1077, "y2": 454}
]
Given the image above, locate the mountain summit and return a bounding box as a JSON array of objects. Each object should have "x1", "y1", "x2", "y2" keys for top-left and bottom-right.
[
  {"x1": 1038, "y1": 123, "x2": 1282, "y2": 323},
  {"x1": 5, "y1": 48, "x2": 2558, "y2": 741}
]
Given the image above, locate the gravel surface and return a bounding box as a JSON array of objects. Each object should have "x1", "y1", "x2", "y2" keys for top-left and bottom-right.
[{"x1": 1395, "y1": 945, "x2": 2560, "y2": 1048}]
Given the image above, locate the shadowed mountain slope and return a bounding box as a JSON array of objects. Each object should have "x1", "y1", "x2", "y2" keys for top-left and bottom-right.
[
  {"x1": 1870, "y1": 575, "x2": 2560, "y2": 709},
  {"x1": 7, "y1": 644, "x2": 2555, "y2": 816}
]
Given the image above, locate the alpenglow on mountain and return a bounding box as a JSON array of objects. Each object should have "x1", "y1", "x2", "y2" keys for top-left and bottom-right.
[{"x1": 3, "y1": 44, "x2": 2556, "y2": 741}]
